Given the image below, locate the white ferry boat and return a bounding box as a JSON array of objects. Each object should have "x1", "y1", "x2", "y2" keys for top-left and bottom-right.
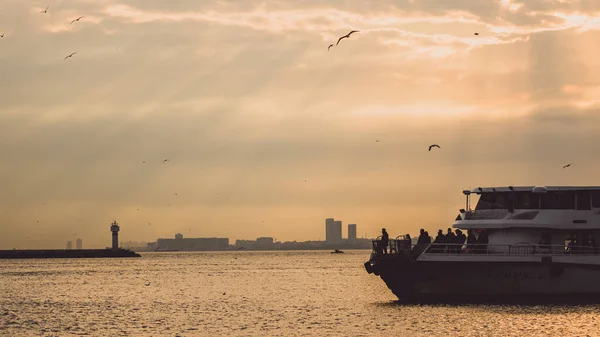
[{"x1": 364, "y1": 186, "x2": 600, "y2": 302}]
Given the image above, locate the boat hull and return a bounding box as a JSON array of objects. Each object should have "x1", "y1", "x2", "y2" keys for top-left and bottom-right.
[{"x1": 369, "y1": 256, "x2": 600, "y2": 303}]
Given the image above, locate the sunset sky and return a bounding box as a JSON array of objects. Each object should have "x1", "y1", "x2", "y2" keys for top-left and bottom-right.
[{"x1": 2, "y1": 0, "x2": 600, "y2": 249}]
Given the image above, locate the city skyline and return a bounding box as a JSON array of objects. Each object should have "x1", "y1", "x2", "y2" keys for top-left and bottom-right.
[{"x1": 3, "y1": 0, "x2": 600, "y2": 249}]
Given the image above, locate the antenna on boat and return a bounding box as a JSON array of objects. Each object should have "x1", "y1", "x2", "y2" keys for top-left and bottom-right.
[{"x1": 508, "y1": 186, "x2": 515, "y2": 213}]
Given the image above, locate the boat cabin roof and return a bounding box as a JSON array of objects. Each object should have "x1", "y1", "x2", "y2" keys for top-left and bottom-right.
[{"x1": 466, "y1": 186, "x2": 600, "y2": 194}]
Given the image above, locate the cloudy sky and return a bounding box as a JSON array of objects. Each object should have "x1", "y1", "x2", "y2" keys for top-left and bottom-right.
[{"x1": 1, "y1": 0, "x2": 600, "y2": 249}]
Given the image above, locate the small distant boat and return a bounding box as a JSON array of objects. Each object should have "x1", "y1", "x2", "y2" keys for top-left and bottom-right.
[{"x1": 331, "y1": 249, "x2": 344, "y2": 254}]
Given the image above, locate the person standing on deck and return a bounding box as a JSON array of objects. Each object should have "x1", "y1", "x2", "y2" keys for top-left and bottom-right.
[
  {"x1": 381, "y1": 228, "x2": 389, "y2": 254},
  {"x1": 466, "y1": 229, "x2": 477, "y2": 253}
]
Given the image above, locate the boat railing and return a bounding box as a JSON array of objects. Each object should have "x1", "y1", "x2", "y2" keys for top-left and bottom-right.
[
  {"x1": 370, "y1": 240, "x2": 600, "y2": 258},
  {"x1": 421, "y1": 243, "x2": 600, "y2": 256},
  {"x1": 371, "y1": 237, "x2": 413, "y2": 257}
]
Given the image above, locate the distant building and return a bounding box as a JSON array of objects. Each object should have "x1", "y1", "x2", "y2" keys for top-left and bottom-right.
[
  {"x1": 66, "y1": 241, "x2": 72, "y2": 250},
  {"x1": 256, "y1": 237, "x2": 274, "y2": 245},
  {"x1": 256, "y1": 237, "x2": 274, "y2": 249},
  {"x1": 325, "y1": 218, "x2": 342, "y2": 244},
  {"x1": 348, "y1": 224, "x2": 357, "y2": 242},
  {"x1": 235, "y1": 240, "x2": 256, "y2": 249},
  {"x1": 121, "y1": 241, "x2": 149, "y2": 251},
  {"x1": 76, "y1": 238, "x2": 82, "y2": 250},
  {"x1": 157, "y1": 234, "x2": 229, "y2": 251},
  {"x1": 147, "y1": 242, "x2": 157, "y2": 251}
]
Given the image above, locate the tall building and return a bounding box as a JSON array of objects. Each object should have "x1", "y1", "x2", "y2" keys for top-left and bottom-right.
[
  {"x1": 66, "y1": 241, "x2": 72, "y2": 249},
  {"x1": 76, "y1": 238, "x2": 82, "y2": 250},
  {"x1": 325, "y1": 218, "x2": 342, "y2": 244},
  {"x1": 348, "y1": 224, "x2": 357, "y2": 242},
  {"x1": 325, "y1": 218, "x2": 334, "y2": 243}
]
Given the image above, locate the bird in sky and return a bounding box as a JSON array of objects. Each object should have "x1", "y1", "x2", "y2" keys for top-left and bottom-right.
[
  {"x1": 429, "y1": 144, "x2": 441, "y2": 151},
  {"x1": 336, "y1": 30, "x2": 359, "y2": 46},
  {"x1": 142, "y1": 161, "x2": 146, "y2": 163},
  {"x1": 328, "y1": 44, "x2": 334, "y2": 51},
  {"x1": 375, "y1": 140, "x2": 379, "y2": 143},
  {"x1": 474, "y1": 32, "x2": 479, "y2": 36},
  {"x1": 71, "y1": 16, "x2": 84, "y2": 24},
  {"x1": 0, "y1": 33, "x2": 5, "y2": 38},
  {"x1": 174, "y1": 193, "x2": 178, "y2": 196},
  {"x1": 40, "y1": 6, "x2": 49, "y2": 13},
  {"x1": 563, "y1": 163, "x2": 572, "y2": 169},
  {"x1": 162, "y1": 159, "x2": 169, "y2": 163},
  {"x1": 64, "y1": 52, "x2": 76, "y2": 60}
]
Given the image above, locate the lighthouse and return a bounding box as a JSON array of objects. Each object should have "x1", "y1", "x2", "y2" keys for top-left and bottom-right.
[{"x1": 110, "y1": 220, "x2": 120, "y2": 250}]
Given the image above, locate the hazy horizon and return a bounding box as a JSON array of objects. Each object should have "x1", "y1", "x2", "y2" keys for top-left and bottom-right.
[{"x1": 2, "y1": 0, "x2": 600, "y2": 249}]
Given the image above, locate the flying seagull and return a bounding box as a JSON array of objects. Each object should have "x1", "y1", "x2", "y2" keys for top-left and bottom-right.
[
  {"x1": 0, "y1": 33, "x2": 5, "y2": 38},
  {"x1": 474, "y1": 32, "x2": 479, "y2": 35},
  {"x1": 41, "y1": 6, "x2": 49, "y2": 13},
  {"x1": 336, "y1": 30, "x2": 359, "y2": 46},
  {"x1": 64, "y1": 52, "x2": 76, "y2": 60},
  {"x1": 328, "y1": 44, "x2": 334, "y2": 51},
  {"x1": 71, "y1": 16, "x2": 84, "y2": 24},
  {"x1": 429, "y1": 144, "x2": 441, "y2": 151},
  {"x1": 563, "y1": 163, "x2": 572, "y2": 169},
  {"x1": 162, "y1": 159, "x2": 169, "y2": 163}
]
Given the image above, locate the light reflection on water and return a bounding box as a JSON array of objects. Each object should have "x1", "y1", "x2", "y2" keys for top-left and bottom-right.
[{"x1": 2, "y1": 250, "x2": 600, "y2": 336}]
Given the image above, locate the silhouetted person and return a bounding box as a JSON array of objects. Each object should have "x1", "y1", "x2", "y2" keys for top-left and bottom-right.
[
  {"x1": 478, "y1": 230, "x2": 489, "y2": 254},
  {"x1": 404, "y1": 234, "x2": 412, "y2": 251},
  {"x1": 455, "y1": 229, "x2": 466, "y2": 252},
  {"x1": 433, "y1": 229, "x2": 445, "y2": 253},
  {"x1": 567, "y1": 233, "x2": 578, "y2": 254},
  {"x1": 466, "y1": 229, "x2": 477, "y2": 253},
  {"x1": 588, "y1": 233, "x2": 598, "y2": 254},
  {"x1": 417, "y1": 229, "x2": 429, "y2": 244},
  {"x1": 446, "y1": 228, "x2": 457, "y2": 253},
  {"x1": 413, "y1": 229, "x2": 430, "y2": 257},
  {"x1": 539, "y1": 233, "x2": 551, "y2": 253},
  {"x1": 381, "y1": 228, "x2": 389, "y2": 255}
]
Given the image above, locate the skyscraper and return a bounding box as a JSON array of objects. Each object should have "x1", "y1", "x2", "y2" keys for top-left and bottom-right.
[
  {"x1": 76, "y1": 238, "x2": 82, "y2": 250},
  {"x1": 348, "y1": 224, "x2": 357, "y2": 242},
  {"x1": 66, "y1": 241, "x2": 73, "y2": 250},
  {"x1": 326, "y1": 218, "x2": 342, "y2": 244},
  {"x1": 325, "y1": 218, "x2": 335, "y2": 243}
]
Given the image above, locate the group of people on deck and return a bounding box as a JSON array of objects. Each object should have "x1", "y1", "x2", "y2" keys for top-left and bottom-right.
[
  {"x1": 428, "y1": 228, "x2": 488, "y2": 253},
  {"x1": 378, "y1": 227, "x2": 490, "y2": 255}
]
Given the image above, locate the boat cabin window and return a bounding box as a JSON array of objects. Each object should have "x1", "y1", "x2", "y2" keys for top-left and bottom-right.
[
  {"x1": 541, "y1": 191, "x2": 575, "y2": 209},
  {"x1": 577, "y1": 191, "x2": 591, "y2": 210},
  {"x1": 475, "y1": 190, "x2": 593, "y2": 210},
  {"x1": 514, "y1": 191, "x2": 537, "y2": 209},
  {"x1": 475, "y1": 192, "x2": 511, "y2": 210},
  {"x1": 593, "y1": 191, "x2": 600, "y2": 208}
]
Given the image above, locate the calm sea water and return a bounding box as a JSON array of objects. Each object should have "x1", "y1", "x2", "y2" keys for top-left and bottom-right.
[{"x1": 2, "y1": 250, "x2": 600, "y2": 336}]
